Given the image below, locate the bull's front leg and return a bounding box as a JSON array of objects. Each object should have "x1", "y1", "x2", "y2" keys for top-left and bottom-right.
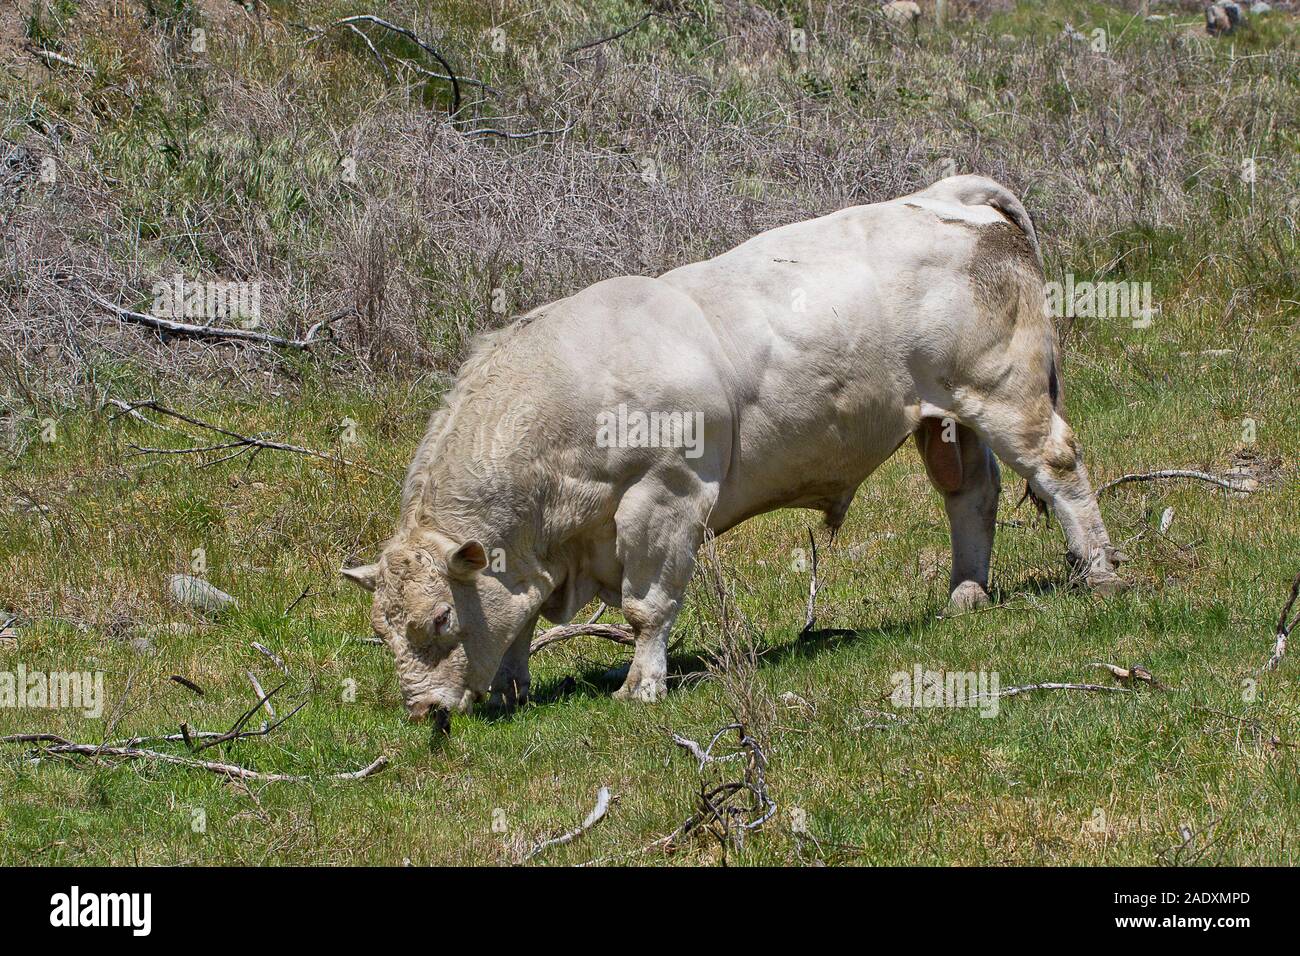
[
  {"x1": 611, "y1": 477, "x2": 712, "y2": 703},
  {"x1": 487, "y1": 613, "x2": 537, "y2": 710}
]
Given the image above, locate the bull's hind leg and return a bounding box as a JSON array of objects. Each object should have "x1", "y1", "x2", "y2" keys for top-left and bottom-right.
[
  {"x1": 915, "y1": 418, "x2": 1001, "y2": 612},
  {"x1": 956, "y1": 393, "x2": 1121, "y2": 592}
]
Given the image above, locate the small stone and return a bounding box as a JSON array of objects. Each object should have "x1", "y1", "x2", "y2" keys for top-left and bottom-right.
[
  {"x1": 166, "y1": 574, "x2": 236, "y2": 614},
  {"x1": 0, "y1": 609, "x2": 19, "y2": 646}
]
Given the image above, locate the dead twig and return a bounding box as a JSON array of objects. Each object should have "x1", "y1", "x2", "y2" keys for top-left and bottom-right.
[
  {"x1": 300, "y1": 15, "x2": 463, "y2": 115},
  {"x1": 670, "y1": 726, "x2": 745, "y2": 769},
  {"x1": 112, "y1": 399, "x2": 395, "y2": 483},
  {"x1": 251, "y1": 641, "x2": 290, "y2": 676},
  {"x1": 29, "y1": 47, "x2": 92, "y2": 75},
  {"x1": 169, "y1": 675, "x2": 205, "y2": 696},
  {"x1": 280, "y1": 585, "x2": 314, "y2": 618},
  {"x1": 660, "y1": 724, "x2": 776, "y2": 855},
  {"x1": 1095, "y1": 469, "x2": 1253, "y2": 496},
  {"x1": 463, "y1": 123, "x2": 575, "y2": 141},
  {"x1": 565, "y1": 12, "x2": 664, "y2": 57},
  {"x1": 5, "y1": 738, "x2": 387, "y2": 783},
  {"x1": 88, "y1": 289, "x2": 351, "y2": 350},
  {"x1": 246, "y1": 671, "x2": 275, "y2": 718},
  {"x1": 523, "y1": 786, "x2": 613, "y2": 862},
  {"x1": 1265, "y1": 571, "x2": 1300, "y2": 671},
  {"x1": 980, "y1": 682, "x2": 1133, "y2": 701},
  {"x1": 802, "y1": 527, "x2": 819, "y2": 634},
  {"x1": 529, "y1": 609, "x2": 633, "y2": 656},
  {"x1": 190, "y1": 680, "x2": 289, "y2": 754}
]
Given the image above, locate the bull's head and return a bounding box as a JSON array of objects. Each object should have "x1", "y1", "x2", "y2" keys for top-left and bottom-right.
[{"x1": 342, "y1": 530, "x2": 527, "y2": 723}]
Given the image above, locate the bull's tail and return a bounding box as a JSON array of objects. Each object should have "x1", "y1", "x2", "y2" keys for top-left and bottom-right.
[{"x1": 920, "y1": 175, "x2": 1043, "y2": 271}]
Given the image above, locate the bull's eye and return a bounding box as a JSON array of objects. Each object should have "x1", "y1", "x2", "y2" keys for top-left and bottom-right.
[{"x1": 431, "y1": 603, "x2": 453, "y2": 635}]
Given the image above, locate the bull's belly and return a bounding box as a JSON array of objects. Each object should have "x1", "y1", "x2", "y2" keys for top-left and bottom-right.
[{"x1": 708, "y1": 401, "x2": 915, "y2": 533}]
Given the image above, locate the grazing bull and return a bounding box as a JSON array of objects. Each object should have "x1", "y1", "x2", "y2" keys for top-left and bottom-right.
[{"x1": 343, "y1": 175, "x2": 1124, "y2": 722}]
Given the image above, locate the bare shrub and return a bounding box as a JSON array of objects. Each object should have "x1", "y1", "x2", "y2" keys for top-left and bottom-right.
[
  {"x1": 1, "y1": 1, "x2": 1296, "y2": 406},
  {"x1": 695, "y1": 530, "x2": 775, "y2": 744}
]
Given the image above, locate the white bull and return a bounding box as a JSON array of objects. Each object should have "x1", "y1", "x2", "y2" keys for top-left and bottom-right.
[{"x1": 343, "y1": 176, "x2": 1124, "y2": 721}]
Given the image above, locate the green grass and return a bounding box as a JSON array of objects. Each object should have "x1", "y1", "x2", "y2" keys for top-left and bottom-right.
[
  {"x1": 1, "y1": 298, "x2": 1296, "y2": 864},
  {"x1": 1, "y1": 0, "x2": 1297, "y2": 865}
]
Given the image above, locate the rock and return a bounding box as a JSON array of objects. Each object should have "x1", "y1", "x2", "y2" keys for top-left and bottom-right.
[
  {"x1": 0, "y1": 609, "x2": 19, "y2": 645},
  {"x1": 779, "y1": 691, "x2": 816, "y2": 715},
  {"x1": 1250, "y1": 1, "x2": 1270, "y2": 15},
  {"x1": 1206, "y1": 2, "x2": 1247, "y2": 35},
  {"x1": 166, "y1": 574, "x2": 236, "y2": 614},
  {"x1": 882, "y1": 1, "x2": 922, "y2": 26},
  {"x1": 129, "y1": 636, "x2": 156, "y2": 656}
]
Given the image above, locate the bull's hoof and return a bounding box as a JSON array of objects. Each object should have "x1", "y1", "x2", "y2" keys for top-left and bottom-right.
[
  {"x1": 486, "y1": 679, "x2": 528, "y2": 711},
  {"x1": 946, "y1": 581, "x2": 991, "y2": 614},
  {"x1": 486, "y1": 685, "x2": 529, "y2": 712},
  {"x1": 613, "y1": 676, "x2": 666, "y2": 703}
]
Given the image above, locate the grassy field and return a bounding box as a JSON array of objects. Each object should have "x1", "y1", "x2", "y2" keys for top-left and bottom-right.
[{"x1": 1, "y1": 1, "x2": 1297, "y2": 865}]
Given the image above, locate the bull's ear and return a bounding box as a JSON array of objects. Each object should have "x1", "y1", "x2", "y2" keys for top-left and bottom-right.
[
  {"x1": 340, "y1": 563, "x2": 380, "y2": 592},
  {"x1": 446, "y1": 539, "x2": 489, "y2": 580}
]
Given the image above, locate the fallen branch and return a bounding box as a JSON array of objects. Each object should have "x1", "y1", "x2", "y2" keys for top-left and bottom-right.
[
  {"x1": 524, "y1": 786, "x2": 613, "y2": 862},
  {"x1": 280, "y1": 585, "x2": 314, "y2": 618},
  {"x1": 529, "y1": 622, "x2": 634, "y2": 655},
  {"x1": 530, "y1": 604, "x2": 633, "y2": 655},
  {"x1": 462, "y1": 123, "x2": 575, "y2": 141},
  {"x1": 670, "y1": 727, "x2": 745, "y2": 769},
  {"x1": 104, "y1": 398, "x2": 186, "y2": 435},
  {"x1": 981, "y1": 682, "x2": 1132, "y2": 701},
  {"x1": 30, "y1": 47, "x2": 92, "y2": 75},
  {"x1": 1265, "y1": 570, "x2": 1300, "y2": 671},
  {"x1": 395, "y1": 58, "x2": 498, "y2": 93},
  {"x1": 1095, "y1": 469, "x2": 1253, "y2": 496},
  {"x1": 111, "y1": 399, "x2": 395, "y2": 483},
  {"x1": 7, "y1": 739, "x2": 387, "y2": 783},
  {"x1": 661, "y1": 724, "x2": 776, "y2": 854},
  {"x1": 88, "y1": 289, "x2": 352, "y2": 350}
]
